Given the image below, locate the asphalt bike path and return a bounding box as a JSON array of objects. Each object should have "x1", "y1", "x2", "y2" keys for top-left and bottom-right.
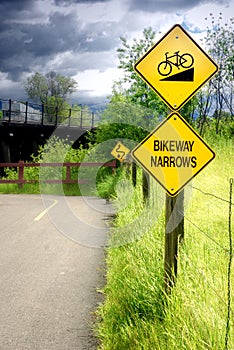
[{"x1": 0, "y1": 194, "x2": 113, "y2": 350}]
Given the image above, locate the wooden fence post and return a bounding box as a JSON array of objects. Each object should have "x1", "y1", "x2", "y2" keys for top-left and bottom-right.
[
  {"x1": 164, "y1": 190, "x2": 185, "y2": 294},
  {"x1": 66, "y1": 164, "x2": 71, "y2": 182},
  {"x1": 177, "y1": 189, "x2": 185, "y2": 243},
  {"x1": 142, "y1": 170, "x2": 149, "y2": 203},
  {"x1": 18, "y1": 160, "x2": 24, "y2": 189},
  {"x1": 132, "y1": 161, "x2": 137, "y2": 187},
  {"x1": 164, "y1": 193, "x2": 181, "y2": 294}
]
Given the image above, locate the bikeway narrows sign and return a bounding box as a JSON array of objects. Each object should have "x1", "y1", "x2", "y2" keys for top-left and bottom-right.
[
  {"x1": 131, "y1": 112, "x2": 215, "y2": 196},
  {"x1": 134, "y1": 24, "x2": 218, "y2": 111}
]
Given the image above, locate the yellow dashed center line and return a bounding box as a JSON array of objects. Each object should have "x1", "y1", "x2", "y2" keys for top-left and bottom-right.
[{"x1": 34, "y1": 199, "x2": 58, "y2": 222}]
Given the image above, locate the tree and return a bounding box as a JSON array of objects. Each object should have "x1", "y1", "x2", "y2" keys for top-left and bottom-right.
[
  {"x1": 91, "y1": 28, "x2": 167, "y2": 148},
  {"x1": 25, "y1": 71, "x2": 77, "y2": 120},
  {"x1": 116, "y1": 27, "x2": 167, "y2": 114},
  {"x1": 202, "y1": 14, "x2": 234, "y2": 134},
  {"x1": 94, "y1": 95, "x2": 160, "y2": 145}
]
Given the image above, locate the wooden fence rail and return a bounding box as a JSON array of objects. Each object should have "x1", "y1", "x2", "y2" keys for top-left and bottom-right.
[{"x1": 0, "y1": 160, "x2": 116, "y2": 188}]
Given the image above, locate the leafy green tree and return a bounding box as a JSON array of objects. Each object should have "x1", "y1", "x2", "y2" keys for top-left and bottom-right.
[
  {"x1": 25, "y1": 72, "x2": 48, "y2": 103},
  {"x1": 94, "y1": 96, "x2": 160, "y2": 145},
  {"x1": 25, "y1": 71, "x2": 77, "y2": 104},
  {"x1": 92, "y1": 28, "x2": 168, "y2": 148},
  {"x1": 116, "y1": 27, "x2": 167, "y2": 113},
  {"x1": 25, "y1": 71, "x2": 77, "y2": 121}
]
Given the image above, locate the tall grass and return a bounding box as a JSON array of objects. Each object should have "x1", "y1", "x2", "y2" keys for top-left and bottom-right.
[{"x1": 97, "y1": 136, "x2": 233, "y2": 350}]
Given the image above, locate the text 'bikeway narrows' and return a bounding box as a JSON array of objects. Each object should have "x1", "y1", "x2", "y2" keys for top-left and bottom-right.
[{"x1": 151, "y1": 140, "x2": 197, "y2": 168}]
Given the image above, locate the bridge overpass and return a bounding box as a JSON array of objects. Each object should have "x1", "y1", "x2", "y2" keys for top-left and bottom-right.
[{"x1": 0, "y1": 99, "x2": 99, "y2": 163}]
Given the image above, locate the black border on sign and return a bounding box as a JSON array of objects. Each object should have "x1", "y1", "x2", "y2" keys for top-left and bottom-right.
[
  {"x1": 134, "y1": 24, "x2": 219, "y2": 111},
  {"x1": 131, "y1": 112, "x2": 216, "y2": 196}
]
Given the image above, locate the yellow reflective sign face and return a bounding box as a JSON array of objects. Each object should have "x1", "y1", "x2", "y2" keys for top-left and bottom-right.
[
  {"x1": 111, "y1": 141, "x2": 130, "y2": 162},
  {"x1": 134, "y1": 24, "x2": 218, "y2": 110},
  {"x1": 131, "y1": 112, "x2": 215, "y2": 196}
]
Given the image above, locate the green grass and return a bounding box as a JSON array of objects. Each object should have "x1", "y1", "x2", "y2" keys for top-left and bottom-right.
[
  {"x1": 0, "y1": 183, "x2": 40, "y2": 194},
  {"x1": 96, "y1": 136, "x2": 234, "y2": 350},
  {"x1": 0, "y1": 182, "x2": 96, "y2": 196}
]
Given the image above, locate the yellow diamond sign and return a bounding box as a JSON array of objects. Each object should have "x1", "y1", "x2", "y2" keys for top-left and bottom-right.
[
  {"x1": 134, "y1": 24, "x2": 218, "y2": 110},
  {"x1": 131, "y1": 112, "x2": 215, "y2": 196},
  {"x1": 111, "y1": 141, "x2": 130, "y2": 162}
]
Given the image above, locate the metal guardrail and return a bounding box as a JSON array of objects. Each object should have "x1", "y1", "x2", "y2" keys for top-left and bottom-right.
[
  {"x1": 0, "y1": 160, "x2": 116, "y2": 189},
  {"x1": 0, "y1": 99, "x2": 99, "y2": 128}
]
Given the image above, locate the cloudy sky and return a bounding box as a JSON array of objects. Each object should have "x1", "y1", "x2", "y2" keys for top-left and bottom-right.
[{"x1": 0, "y1": 0, "x2": 233, "y2": 109}]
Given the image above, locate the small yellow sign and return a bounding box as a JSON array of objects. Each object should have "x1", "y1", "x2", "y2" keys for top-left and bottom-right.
[
  {"x1": 134, "y1": 24, "x2": 218, "y2": 110},
  {"x1": 111, "y1": 141, "x2": 130, "y2": 162},
  {"x1": 131, "y1": 112, "x2": 215, "y2": 196}
]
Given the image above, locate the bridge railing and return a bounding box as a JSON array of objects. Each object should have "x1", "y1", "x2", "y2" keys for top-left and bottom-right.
[
  {"x1": 0, "y1": 160, "x2": 116, "y2": 189},
  {"x1": 0, "y1": 99, "x2": 100, "y2": 128}
]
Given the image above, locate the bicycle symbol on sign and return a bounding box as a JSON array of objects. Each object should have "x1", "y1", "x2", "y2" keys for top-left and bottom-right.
[{"x1": 157, "y1": 51, "x2": 194, "y2": 77}]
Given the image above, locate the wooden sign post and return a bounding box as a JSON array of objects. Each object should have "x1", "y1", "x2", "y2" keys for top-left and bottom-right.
[
  {"x1": 164, "y1": 194, "x2": 178, "y2": 293},
  {"x1": 164, "y1": 190, "x2": 184, "y2": 294}
]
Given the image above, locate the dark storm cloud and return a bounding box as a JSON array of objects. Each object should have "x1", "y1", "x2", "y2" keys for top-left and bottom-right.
[
  {"x1": 0, "y1": 0, "x2": 39, "y2": 28},
  {"x1": 129, "y1": 0, "x2": 229, "y2": 12},
  {"x1": 0, "y1": 0, "x2": 226, "y2": 82},
  {"x1": 0, "y1": 0, "x2": 33, "y2": 11},
  {"x1": 54, "y1": 0, "x2": 109, "y2": 4},
  {"x1": 23, "y1": 11, "x2": 119, "y2": 56},
  {"x1": 0, "y1": 0, "x2": 231, "y2": 103},
  {"x1": 24, "y1": 12, "x2": 82, "y2": 55},
  {"x1": 0, "y1": 0, "x2": 46, "y2": 66},
  {"x1": 0, "y1": 4, "x2": 119, "y2": 81}
]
